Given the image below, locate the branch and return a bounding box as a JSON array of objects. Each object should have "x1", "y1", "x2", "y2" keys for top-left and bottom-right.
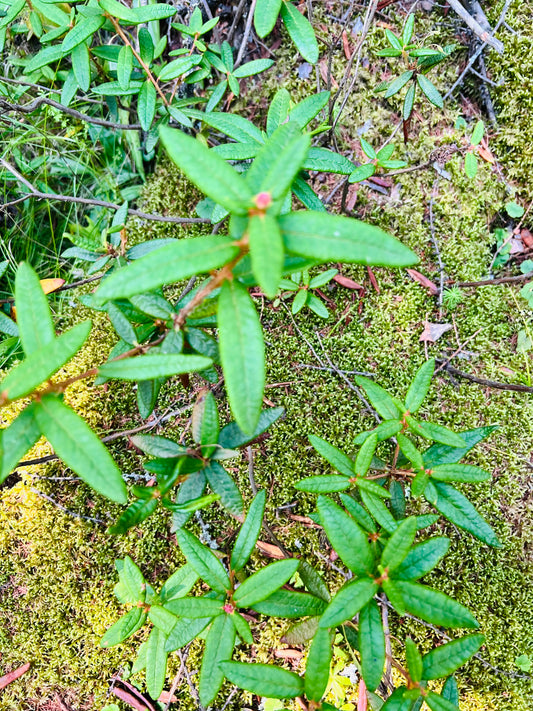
[
  {"x1": 448, "y1": 271, "x2": 533, "y2": 288},
  {"x1": 446, "y1": 0, "x2": 504, "y2": 54},
  {"x1": 437, "y1": 360, "x2": 533, "y2": 393}
]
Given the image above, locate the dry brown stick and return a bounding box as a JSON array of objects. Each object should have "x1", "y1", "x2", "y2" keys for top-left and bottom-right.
[
  {"x1": 437, "y1": 360, "x2": 533, "y2": 393},
  {"x1": 446, "y1": 0, "x2": 504, "y2": 54},
  {"x1": 234, "y1": 0, "x2": 257, "y2": 68},
  {"x1": 449, "y1": 271, "x2": 533, "y2": 288}
]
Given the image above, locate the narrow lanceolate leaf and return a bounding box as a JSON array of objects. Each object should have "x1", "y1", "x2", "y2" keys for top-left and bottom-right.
[
  {"x1": 145, "y1": 626, "x2": 168, "y2": 699},
  {"x1": 397, "y1": 433, "x2": 424, "y2": 470},
  {"x1": 218, "y1": 406, "x2": 284, "y2": 448},
  {"x1": 62, "y1": 14, "x2": 105, "y2": 53},
  {"x1": 34, "y1": 395, "x2": 127, "y2": 503},
  {"x1": 424, "y1": 480, "x2": 500, "y2": 547},
  {"x1": 305, "y1": 627, "x2": 332, "y2": 701},
  {"x1": 403, "y1": 83, "x2": 416, "y2": 120},
  {"x1": 218, "y1": 280, "x2": 265, "y2": 435},
  {"x1": 0, "y1": 404, "x2": 41, "y2": 483},
  {"x1": 379, "y1": 687, "x2": 410, "y2": 711},
  {"x1": 385, "y1": 70, "x2": 413, "y2": 98},
  {"x1": 426, "y1": 691, "x2": 461, "y2": 711},
  {"x1": 96, "y1": 235, "x2": 240, "y2": 302},
  {"x1": 405, "y1": 638, "x2": 423, "y2": 683},
  {"x1": 15, "y1": 262, "x2": 55, "y2": 356},
  {"x1": 231, "y1": 490, "x2": 266, "y2": 572},
  {"x1": 117, "y1": 44, "x2": 133, "y2": 90},
  {"x1": 232, "y1": 611, "x2": 253, "y2": 644},
  {"x1": 358, "y1": 599, "x2": 385, "y2": 691},
  {"x1": 280, "y1": 212, "x2": 417, "y2": 267},
  {"x1": 470, "y1": 120, "x2": 484, "y2": 146},
  {"x1": 280, "y1": 0, "x2": 319, "y2": 64},
  {"x1": 100, "y1": 608, "x2": 146, "y2": 647},
  {"x1": 430, "y1": 464, "x2": 490, "y2": 483},
  {"x1": 380, "y1": 517, "x2": 417, "y2": 572},
  {"x1": 319, "y1": 578, "x2": 378, "y2": 628},
  {"x1": 254, "y1": 0, "x2": 282, "y2": 37},
  {"x1": 405, "y1": 359, "x2": 434, "y2": 413},
  {"x1": 393, "y1": 581, "x2": 479, "y2": 628},
  {"x1": 204, "y1": 461, "x2": 243, "y2": 517},
  {"x1": 464, "y1": 151, "x2": 478, "y2": 179},
  {"x1": 309, "y1": 435, "x2": 354, "y2": 477},
  {"x1": 193, "y1": 390, "x2": 219, "y2": 453},
  {"x1": 295, "y1": 475, "x2": 351, "y2": 493},
  {"x1": 422, "y1": 425, "x2": 498, "y2": 467},
  {"x1": 249, "y1": 213, "x2": 284, "y2": 298},
  {"x1": 160, "y1": 564, "x2": 198, "y2": 602},
  {"x1": 441, "y1": 676, "x2": 459, "y2": 705},
  {"x1": 71, "y1": 42, "x2": 90, "y2": 92},
  {"x1": 417, "y1": 74, "x2": 443, "y2": 108},
  {"x1": 317, "y1": 496, "x2": 374, "y2": 576},
  {"x1": 394, "y1": 537, "x2": 450, "y2": 580},
  {"x1": 164, "y1": 597, "x2": 224, "y2": 618},
  {"x1": 131, "y1": 435, "x2": 187, "y2": 458},
  {"x1": 252, "y1": 590, "x2": 327, "y2": 618},
  {"x1": 355, "y1": 433, "x2": 378, "y2": 476},
  {"x1": 354, "y1": 376, "x2": 403, "y2": 420},
  {"x1": 415, "y1": 422, "x2": 467, "y2": 448},
  {"x1": 199, "y1": 615, "x2": 236, "y2": 706},
  {"x1": 98, "y1": 354, "x2": 212, "y2": 381},
  {"x1": 220, "y1": 661, "x2": 304, "y2": 699},
  {"x1": 288, "y1": 91, "x2": 330, "y2": 129},
  {"x1": 160, "y1": 126, "x2": 253, "y2": 214},
  {"x1": 233, "y1": 559, "x2": 299, "y2": 607},
  {"x1": 422, "y1": 634, "x2": 485, "y2": 680},
  {"x1": 176, "y1": 528, "x2": 231, "y2": 594},
  {"x1": 138, "y1": 80, "x2": 156, "y2": 132}
]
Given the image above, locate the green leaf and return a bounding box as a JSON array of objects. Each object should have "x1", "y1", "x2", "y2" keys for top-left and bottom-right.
[
  {"x1": 204, "y1": 461, "x2": 243, "y2": 517},
  {"x1": 393, "y1": 581, "x2": 479, "y2": 628},
  {"x1": 0, "y1": 312, "x2": 18, "y2": 338},
  {"x1": 71, "y1": 42, "x2": 90, "y2": 92},
  {"x1": 131, "y1": 435, "x2": 187, "y2": 458},
  {"x1": 382, "y1": 579, "x2": 405, "y2": 615},
  {"x1": 117, "y1": 43, "x2": 133, "y2": 90},
  {"x1": 397, "y1": 434, "x2": 424, "y2": 469},
  {"x1": 248, "y1": 214, "x2": 284, "y2": 298},
  {"x1": 405, "y1": 359, "x2": 434, "y2": 412},
  {"x1": 252, "y1": 590, "x2": 327, "y2": 618},
  {"x1": 231, "y1": 490, "x2": 266, "y2": 572},
  {"x1": 233, "y1": 559, "x2": 299, "y2": 607},
  {"x1": 358, "y1": 599, "x2": 385, "y2": 691},
  {"x1": 319, "y1": 578, "x2": 378, "y2": 628},
  {"x1": 176, "y1": 528, "x2": 231, "y2": 593},
  {"x1": 354, "y1": 377, "x2": 403, "y2": 420},
  {"x1": 108, "y1": 498, "x2": 158, "y2": 534},
  {"x1": 441, "y1": 676, "x2": 459, "y2": 704},
  {"x1": 96, "y1": 235, "x2": 240, "y2": 302},
  {"x1": 340, "y1": 493, "x2": 376, "y2": 533},
  {"x1": 220, "y1": 661, "x2": 304, "y2": 698},
  {"x1": 192, "y1": 390, "x2": 219, "y2": 453},
  {"x1": 381, "y1": 517, "x2": 417, "y2": 572},
  {"x1": 414, "y1": 422, "x2": 466, "y2": 448},
  {"x1": 402, "y1": 13, "x2": 415, "y2": 45},
  {"x1": 233, "y1": 58, "x2": 275, "y2": 78},
  {"x1": 349, "y1": 163, "x2": 376, "y2": 183},
  {"x1": 25, "y1": 44, "x2": 65, "y2": 73},
  {"x1": 505, "y1": 200, "x2": 524, "y2": 218},
  {"x1": 360, "y1": 489, "x2": 397, "y2": 534},
  {"x1": 307, "y1": 293, "x2": 329, "y2": 318},
  {"x1": 298, "y1": 560, "x2": 330, "y2": 602},
  {"x1": 309, "y1": 434, "x2": 354, "y2": 477},
  {"x1": 187, "y1": 109, "x2": 264, "y2": 145},
  {"x1": 470, "y1": 120, "x2": 484, "y2": 146},
  {"x1": 98, "y1": 354, "x2": 211, "y2": 381},
  {"x1": 295, "y1": 475, "x2": 351, "y2": 493},
  {"x1": 380, "y1": 687, "x2": 411, "y2": 711},
  {"x1": 280, "y1": 1, "x2": 318, "y2": 64},
  {"x1": 403, "y1": 83, "x2": 416, "y2": 120},
  {"x1": 100, "y1": 0, "x2": 176, "y2": 23},
  {"x1": 34, "y1": 395, "x2": 127, "y2": 503},
  {"x1": 138, "y1": 80, "x2": 156, "y2": 132},
  {"x1": 465, "y1": 151, "x2": 478, "y2": 179},
  {"x1": 145, "y1": 626, "x2": 168, "y2": 699},
  {"x1": 138, "y1": 26, "x2": 154, "y2": 64},
  {"x1": 0, "y1": 0, "x2": 25, "y2": 29},
  {"x1": 283, "y1": 616, "x2": 320, "y2": 644},
  {"x1": 423, "y1": 426, "x2": 498, "y2": 467},
  {"x1": 254, "y1": 0, "x2": 282, "y2": 37},
  {"x1": 165, "y1": 615, "x2": 212, "y2": 652},
  {"x1": 355, "y1": 433, "x2": 378, "y2": 476},
  {"x1": 160, "y1": 126, "x2": 253, "y2": 214},
  {"x1": 218, "y1": 280, "x2": 265, "y2": 434},
  {"x1": 426, "y1": 692, "x2": 460, "y2": 711},
  {"x1": 0, "y1": 404, "x2": 41, "y2": 483},
  {"x1": 303, "y1": 147, "x2": 354, "y2": 175},
  {"x1": 164, "y1": 597, "x2": 224, "y2": 618},
  {"x1": 424, "y1": 480, "x2": 500, "y2": 547},
  {"x1": 231, "y1": 611, "x2": 253, "y2": 644},
  {"x1": 288, "y1": 91, "x2": 330, "y2": 129},
  {"x1": 405, "y1": 638, "x2": 423, "y2": 683},
  {"x1": 158, "y1": 55, "x2": 199, "y2": 81},
  {"x1": 267, "y1": 89, "x2": 291, "y2": 134},
  {"x1": 15, "y1": 262, "x2": 55, "y2": 357},
  {"x1": 317, "y1": 496, "x2": 374, "y2": 575},
  {"x1": 199, "y1": 614, "x2": 236, "y2": 706},
  {"x1": 281, "y1": 211, "x2": 417, "y2": 267},
  {"x1": 305, "y1": 627, "x2": 332, "y2": 701},
  {"x1": 100, "y1": 608, "x2": 146, "y2": 647},
  {"x1": 160, "y1": 564, "x2": 199, "y2": 602},
  {"x1": 62, "y1": 14, "x2": 104, "y2": 53},
  {"x1": 417, "y1": 74, "x2": 443, "y2": 107},
  {"x1": 422, "y1": 634, "x2": 484, "y2": 680},
  {"x1": 430, "y1": 463, "x2": 490, "y2": 483},
  {"x1": 385, "y1": 29, "x2": 402, "y2": 50},
  {"x1": 115, "y1": 556, "x2": 146, "y2": 602},
  {"x1": 385, "y1": 71, "x2": 413, "y2": 98},
  {"x1": 394, "y1": 537, "x2": 450, "y2": 580}
]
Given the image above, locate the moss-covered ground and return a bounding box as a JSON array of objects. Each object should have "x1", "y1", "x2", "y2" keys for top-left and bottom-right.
[{"x1": 1, "y1": 1, "x2": 533, "y2": 709}]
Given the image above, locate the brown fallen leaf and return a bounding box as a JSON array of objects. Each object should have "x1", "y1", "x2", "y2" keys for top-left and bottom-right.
[
  {"x1": 158, "y1": 691, "x2": 178, "y2": 704},
  {"x1": 367, "y1": 266, "x2": 380, "y2": 293},
  {"x1": 478, "y1": 146, "x2": 495, "y2": 164},
  {"x1": 274, "y1": 648, "x2": 304, "y2": 661},
  {"x1": 406, "y1": 269, "x2": 439, "y2": 295},
  {"x1": 334, "y1": 274, "x2": 364, "y2": 291},
  {"x1": 112, "y1": 687, "x2": 154, "y2": 711},
  {"x1": 342, "y1": 30, "x2": 351, "y2": 60},
  {"x1": 319, "y1": 60, "x2": 338, "y2": 88},
  {"x1": 256, "y1": 540, "x2": 285, "y2": 559},
  {"x1": 0, "y1": 662, "x2": 31, "y2": 690},
  {"x1": 521, "y1": 229, "x2": 533, "y2": 248},
  {"x1": 419, "y1": 321, "x2": 452, "y2": 343}
]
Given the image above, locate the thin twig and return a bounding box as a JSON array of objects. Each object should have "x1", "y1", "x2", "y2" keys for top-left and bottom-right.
[
  {"x1": 428, "y1": 177, "x2": 445, "y2": 317},
  {"x1": 227, "y1": 0, "x2": 248, "y2": 44},
  {"x1": 449, "y1": 271, "x2": 533, "y2": 289},
  {"x1": 437, "y1": 361, "x2": 533, "y2": 393},
  {"x1": 446, "y1": 0, "x2": 503, "y2": 53},
  {"x1": 235, "y1": 0, "x2": 257, "y2": 68},
  {"x1": 31, "y1": 488, "x2": 105, "y2": 525}
]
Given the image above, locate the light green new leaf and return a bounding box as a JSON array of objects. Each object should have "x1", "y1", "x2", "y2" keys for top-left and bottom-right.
[
  {"x1": 288, "y1": 90, "x2": 330, "y2": 129},
  {"x1": 199, "y1": 614, "x2": 236, "y2": 706},
  {"x1": 220, "y1": 661, "x2": 304, "y2": 699},
  {"x1": 319, "y1": 578, "x2": 378, "y2": 628},
  {"x1": 249, "y1": 213, "x2": 284, "y2": 298},
  {"x1": 393, "y1": 581, "x2": 479, "y2": 628},
  {"x1": 218, "y1": 280, "x2": 265, "y2": 434},
  {"x1": 160, "y1": 126, "x2": 253, "y2": 214},
  {"x1": 145, "y1": 626, "x2": 168, "y2": 699},
  {"x1": 232, "y1": 611, "x2": 253, "y2": 644},
  {"x1": 117, "y1": 43, "x2": 133, "y2": 89},
  {"x1": 295, "y1": 474, "x2": 351, "y2": 493},
  {"x1": 254, "y1": 0, "x2": 282, "y2": 37},
  {"x1": 464, "y1": 151, "x2": 478, "y2": 179},
  {"x1": 358, "y1": 599, "x2": 385, "y2": 691},
  {"x1": 309, "y1": 435, "x2": 354, "y2": 477},
  {"x1": 0, "y1": 321, "x2": 91, "y2": 402},
  {"x1": 34, "y1": 395, "x2": 127, "y2": 503},
  {"x1": 317, "y1": 496, "x2": 374, "y2": 575},
  {"x1": 354, "y1": 376, "x2": 403, "y2": 420},
  {"x1": 160, "y1": 564, "x2": 199, "y2": 602},
  {"x1": 176, "y1": 528, "x2": 231, "y2": 594},
  {"x1": 233, "y1": 58, "x2": 275, "y2": 78},
  {"x1": 405, "y1": 359, "x2": 434, "y2": 412},
  {"x1": 131, "y1": 435, "x2": 187, "y2": 458},
  {"x1": 280, "y1": 1, "x2": 319, "y2": 64},
  {"x1": 233, "y1": 559, "x2": 299, "y2": 607},
  {"x1": 96, "y1": 235, "x2": 240, "y2": 302},
  {"x1": 470, "y1": 120, "x2": 484, "y2": 146},
  {"x1": 15, "y1": 262, "x2": 55, "y2": 356},
  {"x1": 0, "y1": 404, "x2": 41, "y2": 483},
  {"x1": 280, "y1": 211, "x2": 417, "y2": 267},
  {"x1": 397, "y1": 433, "x2": 424, "y2": 470},
  {"x1": 117, "y1": 556, "x2": 145, "y2": 602},
  {"x1": 381, "y1": 517, "x2": 417, "y2": 572},
  {"x1": 25, "y1": 44, "x2": 65, "y2": 73},
  {"x1": 414, "y1": 421, "x2": 466, "y2": 448},
  {"x1": 422, "y1": 634, "x2": 485, "y2": 680},
  {"x1": 305, "y1": 627, "x2": 332, "y2": 701},
  {"x1": 98, "y1": 354, "x2": 212, "y2": 381},
  {"x1": 62, "y1": 14, "x2": 104, "y2": 53},
  {"x1": 405, "y1": 638, "x2": 423, "y2": 683},
  {"x1": 231, "y1": 490, "x2": 266, "y2": 572},
  {"x1": 100, "y1": 608, "x2": 146, "y2": 647},
  {"x1": 138, "y1": 80, "x2": 156, "y2": 132}
]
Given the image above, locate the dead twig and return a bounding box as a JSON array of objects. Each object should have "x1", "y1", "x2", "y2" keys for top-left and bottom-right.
[
  {"x1": 437, "y1": 361, "x2": 533, "y2": 393},
  {"x1": 449, "y1": 271, "x2": 533, "y2": 289},
  {"x1": 446, "y1": 0, "x2": 503, "y2": 54}
]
